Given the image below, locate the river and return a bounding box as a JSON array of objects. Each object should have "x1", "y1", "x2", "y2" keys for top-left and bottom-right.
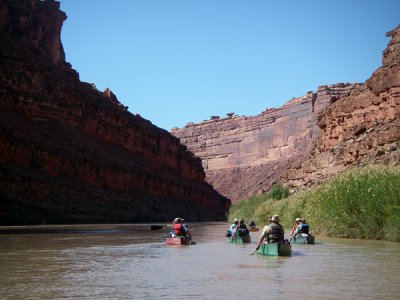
[{"x1": 0, "y1": 222, "x2": 399, "y2": 299}]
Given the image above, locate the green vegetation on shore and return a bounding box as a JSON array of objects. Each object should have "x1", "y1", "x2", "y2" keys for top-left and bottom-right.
[{"x1": 228, "y1": 166, "x2": 400, "y2": 242}]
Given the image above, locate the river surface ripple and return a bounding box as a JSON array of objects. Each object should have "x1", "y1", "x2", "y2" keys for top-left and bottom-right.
[{"x1": 0, "y1": 222, "x2": 399, "y2": 299}]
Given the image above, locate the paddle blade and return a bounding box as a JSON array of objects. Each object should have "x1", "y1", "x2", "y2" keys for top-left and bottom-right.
[
  {"x1": 150, "y1": 225, "x2": 164, "y2": 230},
  {"x1": 250, "y1": 249, "x2": 258, "y2": 255}
]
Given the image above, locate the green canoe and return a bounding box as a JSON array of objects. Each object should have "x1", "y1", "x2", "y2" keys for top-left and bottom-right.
[
  {"x1": 291, "y1": 234, "x2": 315, "y2": 244},
  {"x1": 226, "y1": 235, "x2": 251, "y2": 244},
  {"x1": 256, "y1": 242, "x2": 291, "y2": 256}
]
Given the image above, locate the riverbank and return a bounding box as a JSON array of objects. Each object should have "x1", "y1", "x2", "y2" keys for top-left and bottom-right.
[{"x1": 229, "y1": 165, "x2": 400, "y2": 242}]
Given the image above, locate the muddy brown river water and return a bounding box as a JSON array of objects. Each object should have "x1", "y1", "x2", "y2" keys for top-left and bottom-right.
[{"x1": 0, "y1": 222, "x2": 399, "y2": 299}]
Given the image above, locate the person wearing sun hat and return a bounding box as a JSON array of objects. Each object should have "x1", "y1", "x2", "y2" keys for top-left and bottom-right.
[
  {"x1": 172, "y1": 217, "x2": 191, "y2": 239},
  {"x1": 291, "y1": 217, "x2": 310, "y2": 240},
  {"x1": 255, "y1": 215, "x2": 285, "y2": 250},
  {"x1": 231, "y1": 218, "x2": 250, "y2": 239},
  {"x1": 290, "y1": 217, "x2": 302, "y2": 237},
  {"x1": 226, "y1": 218, "x2": 239, "y2": 237}
]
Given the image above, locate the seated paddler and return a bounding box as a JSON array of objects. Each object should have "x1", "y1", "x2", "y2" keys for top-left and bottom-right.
[
  {"x1": 255, "y1": 215, "x2": 284, "y2": 250},
  {"x1": 172, "y1": 217, "x2": 191, "y2": 239},
  {"x1": 231, "y1": 218, "x2": 250, "y2": 239},
  {"x1": 291, "y1": 218, "x2": 310, "y2": 239},
  {"x1": 226, "y1": 218, "x2": 239, "y2": 237}
]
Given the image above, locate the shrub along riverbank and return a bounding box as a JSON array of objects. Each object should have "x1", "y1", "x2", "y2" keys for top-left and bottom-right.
[{"x1": 228, "y1": 166, "x2": 400, "y2": 242}]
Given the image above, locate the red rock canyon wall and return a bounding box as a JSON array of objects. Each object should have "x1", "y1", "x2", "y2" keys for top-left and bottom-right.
[
  {"x1": 285, "y1": 26, "x2": 400, "y2": 189},
  {"x1": 0, "y1": 0, "x2": 230, "y2": 224},
  {"x1": 173, "y1": 26, "x2": 400, "y2": 202},
  {"x1": 172, "y1": 84, "x2": 358, "y2": 202}
]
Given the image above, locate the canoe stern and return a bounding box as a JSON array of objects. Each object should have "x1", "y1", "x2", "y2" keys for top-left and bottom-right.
[
  {"x1": 166, "y1": 237, "x2": 191, "y2": 245},
  {"x1": 291, "y1": 234, "x2": 315, "y2": 244},
  {"x1": 257, "y1": 243, "x2": 291, "y2": 256},
  {"x1": 226, "y1": 235, "x2": 251, "y2": 244}
]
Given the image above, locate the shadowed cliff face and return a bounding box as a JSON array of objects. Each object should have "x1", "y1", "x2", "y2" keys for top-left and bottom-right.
[
  {"x1": 173, "y1": 26, "x2": 400, "y2": 202},
  {"x1": 0, "y1": 0, "x2": 66, "y2": 65},
  {"x1": 0, "y1": 0, "x2": 230, "y2": 224}
]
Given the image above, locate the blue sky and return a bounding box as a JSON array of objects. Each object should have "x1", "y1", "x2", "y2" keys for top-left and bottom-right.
[{"x1": 59, "y1": 1, "x2": 400, "y2": 130}]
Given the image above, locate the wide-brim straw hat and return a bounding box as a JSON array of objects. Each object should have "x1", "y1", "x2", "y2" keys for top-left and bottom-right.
[{"x1": 270, "y1": 215, "x2": 280, "y2": 223}]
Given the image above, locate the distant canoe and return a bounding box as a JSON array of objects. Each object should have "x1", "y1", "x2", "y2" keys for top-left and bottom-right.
[
  {"x1": 151, "y1": 225, "x2": 164, "y2": 230},
  {"x1": 249, "y1": 227, "x2": 259, "y2": 232},
  {"x1": 166, "y1": 237, "x2": 191, "y2": 245},
  {"x1": 226, "y1": 235, "x2": 251, "y2": 244},
  {"x1": 291, "y1": 234, "x2": 315, "y2": 244},
  {"x1": 256, "y1": 242, "x2": 291, "y2": 256}
]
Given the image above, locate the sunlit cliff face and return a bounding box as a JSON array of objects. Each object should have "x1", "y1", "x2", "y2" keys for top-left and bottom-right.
[{"x1": 172, "y1": 26, "x2": 400, "y2": 202}]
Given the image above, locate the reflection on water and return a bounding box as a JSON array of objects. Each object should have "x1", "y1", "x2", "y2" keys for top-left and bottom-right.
[{"x1": 0, "y1": 223, "x2": 399, "y2": 299}]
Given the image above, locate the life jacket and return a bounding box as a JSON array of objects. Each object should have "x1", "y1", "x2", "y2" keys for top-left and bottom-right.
[
  {"x1": 237, "y1": 223, "x2": 249, "y2": 237},
  {"x1": 298, "y1": 223, "x2": 309, "y2": 234},
  {"x1": 173, "y1": 223, "x2": 186, "y2": 236},
  {"x1": 268, "y1": 223, "x2": 284, "y2": 243},
  {"x1": 238, "y1": 223, "x2": 247, "y2": 229},
  {"x1": 237, "y1": 229, "x2": 248, "y2": 237}
]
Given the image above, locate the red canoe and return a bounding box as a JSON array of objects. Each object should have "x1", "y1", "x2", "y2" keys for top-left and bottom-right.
[{"x1": 165, "y1": 237, "x2": 191, "y2": 245}]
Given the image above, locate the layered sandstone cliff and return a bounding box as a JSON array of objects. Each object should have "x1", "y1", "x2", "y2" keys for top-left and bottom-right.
[
  {"x1": 172, "y1": 84, "x2": 358, "y2": 202},
  {"x1": 173, "y1": 26, "x2": 400, "y2": 202},
  {"x1": 0, "y1": 0, "x2": 230, "y2": 224},
  {"x1": 285, "y1": 26, "x2": 400, "y2": 189}
]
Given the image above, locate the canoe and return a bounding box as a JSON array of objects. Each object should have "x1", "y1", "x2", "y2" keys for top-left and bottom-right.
[
  {"x1": 249, "y1": 227, "x2": 259, "y2": 232},
  {"x1": 291, "y1": 234, "x2": 315, "y2": 244},
  {"x1": 166, "y1": 237, "x2": 191, "y2": 245},
  {"x1": 226, "y1": 234, "x2": 251, "y2": 244},
  {"x1": 256, "y1": 242, "x2": 291, "y2": 256}
]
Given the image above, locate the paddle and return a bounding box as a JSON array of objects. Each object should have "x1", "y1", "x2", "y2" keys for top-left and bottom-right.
[
  {"x1": 250, "y1": 248, "x2": 258, "y2": 255},
  {"x1": 150, "y1": 225, "x2": 166, "y2": 230}
]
